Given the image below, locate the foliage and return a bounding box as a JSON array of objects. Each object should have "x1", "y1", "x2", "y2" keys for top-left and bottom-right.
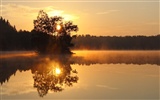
[
  {"x1": 72, "y1": 34, "x2": 160, "y2": 50},
  {"x1": 0, "y1": 17, "x2": 32, "y2": 50},
  {"x1": 0, "y1": 16, "x2": 159, "y2": 51},
  {"x1": 32, "y1": 10, "x2": 78, "y2": 54},
  {"x1": 34, "y1": 10, "x2": 78, "y2": 36}
]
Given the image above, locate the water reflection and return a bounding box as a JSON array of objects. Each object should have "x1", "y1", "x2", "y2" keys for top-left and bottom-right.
[
  {"x1": 0, "y1": 51, "x2": 159, "y2": 97},
  {"x1": 32, "y1": 56, "x2": 78, "y2": 97},
  {"x1": 0, "y1": 55, "x2": 79, "y2": 97},
  {"x1": 0, "y1": 51, "x2": 159, "y2": 85}
]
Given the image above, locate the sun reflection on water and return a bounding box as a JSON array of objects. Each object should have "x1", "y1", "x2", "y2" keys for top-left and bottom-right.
[
  {"x1": 50, "y1": 63, "x2": 62, "y2": 76},
  {"x1": 55, "y1": 67, "x2": 61, "y2": 75}
]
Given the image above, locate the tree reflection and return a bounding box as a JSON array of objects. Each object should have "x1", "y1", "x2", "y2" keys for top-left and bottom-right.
[
  {"x1": 0, "y1": 54, "x2": 79, "y2": 97},
  {"x1": 31, "y1": 56, "x2": 78, "y2": 97},
  {"x1": 0, "y1": 51, "x2": 159, "y2": 96}
]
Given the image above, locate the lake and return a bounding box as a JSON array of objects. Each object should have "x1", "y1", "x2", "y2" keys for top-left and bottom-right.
[{"x1": 0, "y1": 50, "x2": 159, "y2": 100}]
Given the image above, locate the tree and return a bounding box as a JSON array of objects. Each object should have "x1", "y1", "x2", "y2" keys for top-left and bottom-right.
[{"x1": 32, "y1": 10, "x2": 78, "y2": 54}]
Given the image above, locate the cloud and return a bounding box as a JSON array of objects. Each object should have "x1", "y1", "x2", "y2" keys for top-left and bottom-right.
[
  {"x1": 2, "y1": 4, "x2": 79, "y2": 19},
  {"x1": 1, "y1": 4, "x2": 79, "y2": 30},
  {"x1": 96, "y1": 84, "x2": 118, "y2": 90},
  {"x1": 96, "y1": 10, "x2": 119, "y2": 15},
  {"x1": 2, "y1": 4, "x2": 43, "y2": 20},
  {"x1": 48, "y1": 10, "x2": 79, "y2": 21}
]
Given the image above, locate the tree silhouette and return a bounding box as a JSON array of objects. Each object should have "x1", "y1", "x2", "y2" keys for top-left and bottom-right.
[
  {"x1": 32, "y1": 10, "x2": 78, "y2": 54},
  {"x1": 0, "y1": 16, "x2": 159, "y2": 51}
]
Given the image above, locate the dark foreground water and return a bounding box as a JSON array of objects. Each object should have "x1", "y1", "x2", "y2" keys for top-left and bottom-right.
[{"x1": 0, "y1": 50, "x2": 159, "y2": 100}]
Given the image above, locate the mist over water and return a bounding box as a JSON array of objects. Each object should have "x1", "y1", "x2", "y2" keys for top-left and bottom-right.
[
  {"x1": 0, "y1": 50, "x2": 159, "y2": 99},
  {"x1": 0, "y1": 50, "x2": 159, "y2": 66},
  {"x1": 73, "y1": 50, "x2": 160, "y2": 65}
]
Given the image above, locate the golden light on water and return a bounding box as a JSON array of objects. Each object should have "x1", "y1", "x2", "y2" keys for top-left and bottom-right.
[
  {"x1": 56, "y1": 25, "x2": 61, "y2": 31},
  {"x1": 50, "y1": 63, "x2": 62, "y2": 76},
  {"x1": 55, "y1": 68, "x2": 61, "y2": 75}
]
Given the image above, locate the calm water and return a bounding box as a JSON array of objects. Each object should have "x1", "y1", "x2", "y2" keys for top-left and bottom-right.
[{"x1": 0, "y1": 50, "x2": 159, "y2": 100}]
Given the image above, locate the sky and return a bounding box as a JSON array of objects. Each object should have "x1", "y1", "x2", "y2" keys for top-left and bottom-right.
[{"x1": 0, "y1": 0, "x2": 159, "y2": 36}]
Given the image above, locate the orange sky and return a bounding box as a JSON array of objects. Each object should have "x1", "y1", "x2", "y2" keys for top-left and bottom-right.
[{"x1": 1, "y1": 0, "x2": 159, "y2": 36}]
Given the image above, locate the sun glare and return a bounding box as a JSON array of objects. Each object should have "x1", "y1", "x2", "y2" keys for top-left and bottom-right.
[
  {"x1": 48, "y1": 10, "x2": 63, "y2": 17},
  {"x1": 55, "y1": 68, "x2": 61, "y2": 75},
  {"x1": 56, "y1": 24, "x2": 61, "y2": 31},
  {"x1": 48, "y1": 10, "x2": 78, "y2": 22}
]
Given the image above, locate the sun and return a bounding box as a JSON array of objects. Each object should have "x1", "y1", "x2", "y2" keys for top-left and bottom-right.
[
  {"x1": 55, "y1": 68, "x2": 61, "y2": 75},
  {"x1": 56, "y1": 24, "x2": 61, "y2": 31}
]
